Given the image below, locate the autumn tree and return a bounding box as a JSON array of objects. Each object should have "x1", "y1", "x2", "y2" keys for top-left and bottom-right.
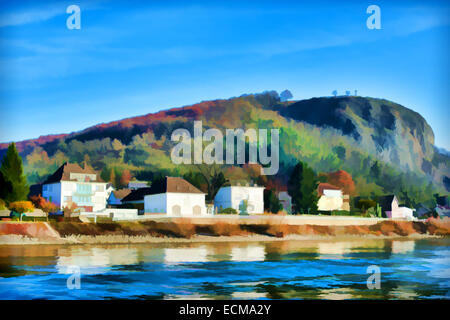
[
  {"x1": 30, "y1": 195, "x2": 58, "y2": 220},
  {"x1": 325, "y1": 170, "x2": 355, "y2": 195},
  {"x1": 110, "y1": 168, "x2": 117, "y2": 187},
  {"x1": 9, "y1": 201, "x2": 34, "y2": 221},
  {"x1": 120, "y1": 169, "x2": 132, "y2": 187},
  {"x1": 0, "y1": 143, "x2": 29, "y2": 203},
  {"x1": 288, "y1": 161, "x2": 319, "y2": 214}
]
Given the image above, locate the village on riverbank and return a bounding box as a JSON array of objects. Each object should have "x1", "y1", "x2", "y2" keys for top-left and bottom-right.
[{"x1": 0, "y1": 141, "x2": 449, "y2": 243}]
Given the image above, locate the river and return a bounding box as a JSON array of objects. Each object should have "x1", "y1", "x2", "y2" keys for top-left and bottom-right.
[{"x1": 0, "y1": 238, "x2": 449, "y2": 299}]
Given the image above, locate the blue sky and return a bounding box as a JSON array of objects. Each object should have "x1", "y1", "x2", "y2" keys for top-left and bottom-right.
[{"x1": 0, "y1": 0, "x2": 449, "y2": 149}]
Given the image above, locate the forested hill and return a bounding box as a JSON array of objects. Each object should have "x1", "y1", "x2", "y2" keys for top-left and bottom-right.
[{"x1": 1, "y1": 91, "x2": 449, "y2": 202}]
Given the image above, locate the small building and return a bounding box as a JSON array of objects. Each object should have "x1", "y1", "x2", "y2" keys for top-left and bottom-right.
[
  {"x1": 107, "y1": 189, "x2": 132, "y2": 207},
  {"x1": 415, "y1": 204, "x2": 433, "y2": 218},
  {"x1": 378, "y1": 195, "x2": 414, "y2": 220},
  {"x1": 278, "y1": 191, "x2": 292, "y2": 214},
  {"x1": 317, "y1": 183, "x2": 350, "y2": 212},
  {"x1": 435, "y1": 195, "x2": 450, "y2": 217},
  {"x1": 144, "y1": 177, "x2": 207, "y2": 216},
  {"x1": 436, "y1": 205, "x2": 450, "y2": 218},
  {"x1": 214, "y1": 183, "x2": 264, "y2": 214},
  {"x1": 128, "y1": 180, "x2": 149, "y2": 190},
  {"x1": 42, "y1": 162, "x2": 108, "y2": 212}
]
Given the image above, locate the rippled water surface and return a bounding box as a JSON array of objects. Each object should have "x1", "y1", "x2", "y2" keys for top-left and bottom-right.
[{"x1": 0, "y1": 238, "x2": 449, "y2": 299}]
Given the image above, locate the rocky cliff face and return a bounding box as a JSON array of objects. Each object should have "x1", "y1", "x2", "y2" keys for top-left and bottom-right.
[{"x1": 276, "y1": 96, "x2": 437, "y2": 173}]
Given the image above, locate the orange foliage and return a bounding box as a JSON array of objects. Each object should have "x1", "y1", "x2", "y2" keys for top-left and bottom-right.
[
  {"x1": 325, "y1": 170, "x2": 355, "y2": 195},
  {"x1": 120, "y1": 169, "x2": 132, "y2": 187},
  {"x1": 29, "y1": 195, "x2": 58, "y2": 213},
  {"x1": 9, "y1": 201, "x2": 35, "y2": 213}
]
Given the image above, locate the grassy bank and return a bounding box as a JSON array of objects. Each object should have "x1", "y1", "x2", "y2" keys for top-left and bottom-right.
[
  {"x1": 1, "y1": 218, "x2": 448, "y2": 245},
  {"x1": 49, "y1": 218, "x2": 450, "y2": 240}
]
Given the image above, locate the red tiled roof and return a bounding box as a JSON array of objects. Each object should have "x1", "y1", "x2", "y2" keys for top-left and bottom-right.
[
  {"x1": 317, "y1": 183, "x2": 341, "y2": 196},
  {"x1": 122, "y1": 177, "x2": 204, "y2": 203},
  {"x1": 163, "y1": 177, "x2": 204, "y2": 194},
  {"x1": 43, "y1": 162, "x2": 104, "y2": 184}
]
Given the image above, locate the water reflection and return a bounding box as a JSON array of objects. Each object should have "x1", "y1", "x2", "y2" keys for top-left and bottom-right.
[
  {"x1": 231, "y1": 245, "x2": 265, "y2": 262},
  {"x1": 318, "y1": 288, "x2": 354, "y2": 300},
  {"x1": 391, "y1": 241, "x2": 415, "y2": 254},
  {"x1": 0, "y1": 238, "x2": 449, "y2": 300},
  {"x1": 164, "y1": 246, "x2": 210, "y2": 263}
]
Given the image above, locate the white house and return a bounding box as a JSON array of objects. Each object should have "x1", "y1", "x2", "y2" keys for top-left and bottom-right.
[
  {"x1": 214, "y1": 184, "x2": 264, "y2": 214},
  {"x1": 379, "y1": 195, "x2": 414, "y2": 220},
  {"x1": 144, "y1": 177, "x2": 207, "y2": 216},
  {"x1": 42, "y1": 162, "x2": 108, "y2": 212},
  {"x1": 317, "y1": 183, "x2": 350, "y2": 211}
]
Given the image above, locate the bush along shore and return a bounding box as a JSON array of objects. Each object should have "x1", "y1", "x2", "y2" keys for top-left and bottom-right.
[{"x1": 0, "y1": 218, "x2": 448, "y2": 245}]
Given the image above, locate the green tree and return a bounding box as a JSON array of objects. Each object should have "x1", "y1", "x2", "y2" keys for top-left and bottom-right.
[
  {"x1": 288, "y1": 161, "x2": 319, "y2": 214},
  {"x1": 193, "y1": 165, "x2": 228, "y2": 201},
  {"x1": 369, "y1": 161, "x2": 381, "y2": 181},
  {"x1": 0, "y1": 171, "x2": 12, "y2": 200},
  {"x1": 264, "y1": 189, "x2": 283, "y2": 213},
  {"x1": 239, "y1": 200, "x2": 248, "y2": 215},
  {"x1": 0, "y1": 143, "x2": 29, "y2": 203}
]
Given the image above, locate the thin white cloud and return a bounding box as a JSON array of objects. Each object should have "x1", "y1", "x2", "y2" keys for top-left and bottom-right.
[
  {"x1": 0, "y1": 6, "x2": 63, "y2": 27},
  {"x1": 389, "y1": 6, "x2": 450, "y2": 36},
  {"x1": 0, "y1": 0, "x2": 106, "y2": 28}
]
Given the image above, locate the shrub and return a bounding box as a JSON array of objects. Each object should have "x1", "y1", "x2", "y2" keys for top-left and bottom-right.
[
  {"x1": 330, "y1": 210, "x2": 354, "y2": 216},
  {"x1": 63, "y1": 202, "x2": 78, "y2": 217},
  {"x1": 0, "y1": 199, "x2": 6, "y2": 210},
  {"x1": 218, "y1": 207, "x2": 238, "y2": 214},
  {"x1": 356, "y1": 199, "x2": 376, "y2": 211}
]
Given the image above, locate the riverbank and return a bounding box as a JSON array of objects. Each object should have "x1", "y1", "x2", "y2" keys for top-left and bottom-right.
[{"x1": 0, "y1": 217, "x2": 448, "y2": 245}]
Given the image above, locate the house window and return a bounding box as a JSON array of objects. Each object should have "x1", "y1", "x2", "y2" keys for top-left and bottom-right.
[
  {"x1": 172, "y1": 205, "x2": 181, "y2": 216},
  {"x1": 76, "y1": 184, "x2": 92, "y2": 194},
  {"x1": 193, "y1": 205, "x2": 202, "y2": 215}
]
